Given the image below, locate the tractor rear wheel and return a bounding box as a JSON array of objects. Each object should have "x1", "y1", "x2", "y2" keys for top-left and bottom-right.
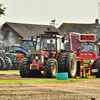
[
  {"x1": 66, "y1": 53, "x2": 77, "y2": 78},
  {"x1": 57, "y1": 52, "x2": 77, "y2": 78},
  {"x1": 93, "y1": 59, "x2": 100, "y2": 78},
  {"x1": 19, "y1": 58, "x2": 31, "y2": 77},
  {"x1": 57, "y1": 52, "x2": 68, "y2": 72},
  {"x1": 0, "y1": 57, "x2": 5, "y2": 70},
  {"x1": 45, "y1": 58, "x2": 58, "y2": 78}
]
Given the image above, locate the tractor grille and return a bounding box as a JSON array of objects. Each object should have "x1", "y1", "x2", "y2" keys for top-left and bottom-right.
[{"x1": 33, "y1": 54, "x2": 41, "y2": 62}]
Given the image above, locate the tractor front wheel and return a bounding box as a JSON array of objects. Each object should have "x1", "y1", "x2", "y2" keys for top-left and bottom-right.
[
  {"x1": 45, "y1": 59, "x2": 58, "y2": 78},
  {"x1": 19, "y1": 58, "x2": 31, "y2": 77}
]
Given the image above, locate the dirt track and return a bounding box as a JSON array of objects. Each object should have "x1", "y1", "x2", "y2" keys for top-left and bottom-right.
[{"x1": 0, "y1": 75, "x2": 100, "y2": 100}]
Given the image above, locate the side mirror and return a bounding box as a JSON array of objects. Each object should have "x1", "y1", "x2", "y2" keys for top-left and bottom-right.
[
  {"x1": 62, "y1": 37, "x2": 65, "y2": 43},
  {"x1": 31, "y1": 36, "x2": 33, "y2": 42}
]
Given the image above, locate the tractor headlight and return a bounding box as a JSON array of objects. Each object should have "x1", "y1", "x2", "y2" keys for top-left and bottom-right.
[
  {"x1": 35, "y1": 56, "x2": 39, "y2": 60},
  {"x1": 90, "y1": 60, "x2": 94, "y2": 65}
]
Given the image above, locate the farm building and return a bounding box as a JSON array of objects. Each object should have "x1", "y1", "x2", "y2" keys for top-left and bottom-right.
[
  {"x1": 58, "y1": 22, "x2": 100, "y2": 37},
  {"x1": 0, "y1": 22, "x2": 61, "y2": 46}
]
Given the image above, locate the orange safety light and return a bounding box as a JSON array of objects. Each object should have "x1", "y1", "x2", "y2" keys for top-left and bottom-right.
[
  {"x1": 19, "y1": 38, "x2": 21, "y2": 40},
  {"x1": 64, "y1": 32, "x2": 66, "y2": 36},
  {"x1": 87, "y1": 31, "x2": 89, "y2": 34},
  {"x1": 65, "y1": 38, "x2": 67, "y2": 40},
  {"x1": 76, "y1": 37, "x2": 78, "y2": 40},
  {"x1": 71, "y1": 50, "x2": 74, "y2": 52}
]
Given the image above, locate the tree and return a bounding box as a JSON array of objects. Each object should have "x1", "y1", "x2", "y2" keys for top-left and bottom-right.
[{"x1": 0, "y1": 3, "x2": 6, "y2": 17}]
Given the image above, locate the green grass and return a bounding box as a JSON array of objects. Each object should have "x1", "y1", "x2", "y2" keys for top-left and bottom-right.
[
  {"x1": 0, "y1": 78, "x2": 100, "y2": 83},
  {"x1": 0, "y1": 70, "x2": 100, "y2": 83}
]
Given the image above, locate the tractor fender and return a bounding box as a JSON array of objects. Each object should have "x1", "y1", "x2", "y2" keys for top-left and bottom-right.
[
  {"x1": 41, "y1": 51, "x2": 50, "y2": 56},
  {"x1": 94, "y1": 57, "x2": 100, "y2": 61},
  {"x1": 15, "y1": 49, "x2": 28, "y2": 57},
  {"x1": 93, "y1": 57, "x2": 100, "y2": 64}
]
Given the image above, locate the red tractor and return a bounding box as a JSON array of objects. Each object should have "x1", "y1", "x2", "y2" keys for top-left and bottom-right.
[
  {"x1": 19, "y1": 32, "x2": 77, "y2": 78},
  {"x1": 68, "y1": 32, "x2": 100, "y2": 78}
]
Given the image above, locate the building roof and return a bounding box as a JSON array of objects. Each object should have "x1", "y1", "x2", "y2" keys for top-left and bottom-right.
[
  {"x1": 1, "y1": 22, "x2": 61, "y2": 38},
  {"x1": 58, "y1": 23, "x2": 100, "y2": 36}
]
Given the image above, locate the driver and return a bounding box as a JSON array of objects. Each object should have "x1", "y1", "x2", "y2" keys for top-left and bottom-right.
[
  {"x1": 47, "y1": 40, "x2": 54, "y2": 50},
  {"x1": 88, "y1": 45, "x2": 93, "y2": 52}
]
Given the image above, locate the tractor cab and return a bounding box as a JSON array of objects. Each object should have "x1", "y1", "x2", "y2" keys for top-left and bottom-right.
[
  {"x1": 15, "y1": 38, "x2": 36, "y2": 57},
  {"x1": 76, "y1": 34, "x2": 98, "y2": 60},
  {"x1": 6, "y1": 44, "x2": 20, "y2": 53},
  {"x1": 81, "y1": 42, "x2": 98, "y2": 55},
  {"x1": 21, "y1": 39, "x2": 36, "y2": 52},
  {"x1": 36, "y1": 34, "x2": 65, "y2": 58}
]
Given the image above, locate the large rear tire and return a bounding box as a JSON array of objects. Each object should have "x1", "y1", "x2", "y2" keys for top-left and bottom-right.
[
  {"x1": 92, "y1": 59, "x2": 100, "y2": 78},
  {"x1": 57, "y1": 52, "x2": 68, "y2": 72},
  {"x1": 66, "y1": 53, "x2": 77, "y2": 78},
  {"x1": 45, "y1": 58, "x2": 58, "y2": 78},
  {"x1": 57, "y1": 52, "x2": 77, "y2": 78},
  {"x1": 19, "y1": 58, "x2": 30, "y2": 77},
  {"x1": 0, "y1": 57, "x2": 5, "y2": 70}
]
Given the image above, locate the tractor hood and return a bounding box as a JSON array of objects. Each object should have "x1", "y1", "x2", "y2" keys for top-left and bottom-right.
[{"x1": 77, "y1": 52, "x2": 96, "y2": 60}]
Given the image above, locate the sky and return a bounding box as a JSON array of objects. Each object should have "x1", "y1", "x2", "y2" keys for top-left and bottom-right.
[{"x1": 1, "y1": 0, "x2": 100, "y2": 27}]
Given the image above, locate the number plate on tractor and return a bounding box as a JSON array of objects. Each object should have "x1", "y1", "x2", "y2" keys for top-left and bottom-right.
[
  {"x1": 92, "y1": 69, "x2": 98, "y2": 72},
  {"x1": 79, "y1": 34, "x2": 96, "y2": 42}
]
